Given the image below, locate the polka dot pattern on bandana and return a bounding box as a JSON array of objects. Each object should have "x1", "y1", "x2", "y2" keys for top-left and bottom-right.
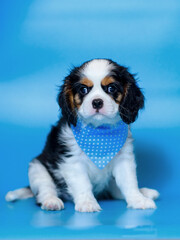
[{"x1": 71, "y1": 120, "x2": 128, "y2": 169}]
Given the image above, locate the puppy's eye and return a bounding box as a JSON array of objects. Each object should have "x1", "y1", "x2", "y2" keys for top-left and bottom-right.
[
  {"x1": 79, "y1": 86, "x2": 88, "y2": 95},
  {"x1": 107, "y1": 85, "x2": 117, "y2": 93}
]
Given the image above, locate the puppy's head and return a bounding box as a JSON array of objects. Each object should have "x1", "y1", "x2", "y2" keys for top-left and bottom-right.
[{"x1": 58, "y1": 59, "x2": 144, "y2": 126}]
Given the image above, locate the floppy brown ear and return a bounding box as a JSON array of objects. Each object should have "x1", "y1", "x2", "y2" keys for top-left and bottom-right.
[
  {"x1": 119, "y1": 73, "x2": 145, "y2": 124},
  {"x1": 57, "y1": 81, "x2": 77, "y2": 126}
]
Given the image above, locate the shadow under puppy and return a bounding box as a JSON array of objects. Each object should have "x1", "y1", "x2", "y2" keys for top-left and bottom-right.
[{"x1": 6, "y1": 59, "x2": 159, "y2": 212}]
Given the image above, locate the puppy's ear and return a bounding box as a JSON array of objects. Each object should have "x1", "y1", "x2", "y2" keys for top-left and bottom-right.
[
  {"x1": 119, "y1": 72, "x2": 144, "y2": 124},
  {"x1": 57, "y1": 80, "x2": 77, "y2": 126}
]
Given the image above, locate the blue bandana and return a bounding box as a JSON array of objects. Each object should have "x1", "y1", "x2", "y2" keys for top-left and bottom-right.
[{"x1": 71, "y1": 120, "x2": 128, "y2": 169}]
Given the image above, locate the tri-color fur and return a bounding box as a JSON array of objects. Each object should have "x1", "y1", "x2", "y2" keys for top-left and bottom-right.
[{"x1": 6, "y1": 59, "x2": 159, "y2": 212}]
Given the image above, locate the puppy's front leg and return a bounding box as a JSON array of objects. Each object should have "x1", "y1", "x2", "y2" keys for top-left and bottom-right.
[
  {"x1": 113, "y1": 158, "x2": 156, "y2": 209},
  {"x1": 61, "y1": 162, "x2": 101, "y2": 212}
]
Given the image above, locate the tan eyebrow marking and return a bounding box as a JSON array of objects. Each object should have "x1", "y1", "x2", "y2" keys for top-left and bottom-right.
[
  {"x1": 101, "y1": 76, "x2": 115, "y2": 86},
  {"x1": 80, "y1": 77, "x2": 93, "y2": 87}
]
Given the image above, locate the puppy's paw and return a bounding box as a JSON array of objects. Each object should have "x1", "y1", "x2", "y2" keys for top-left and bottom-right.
[
  {"x1": 127, "y1": 195, "x2": 156, "y2": 210},
  {"x1": 5, "y1": 191, "x2": 17, "y2": 202},
  {"x1": 41, "y1": 196, "x2": 64, "y2": 211},
  {"x1": 140, "y1": 187, "x2": 160, "y2": 200},
  {"x1": 5, "y1": 188, "x2": 33, "y2": 202},
  {"x1": 75, "y1": 198, "x2": 102, "y2": 212}
]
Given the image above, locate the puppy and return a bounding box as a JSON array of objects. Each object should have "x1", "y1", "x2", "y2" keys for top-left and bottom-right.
[{"x1": 6, "y1": 59, "x2": 159, "y2": 212}]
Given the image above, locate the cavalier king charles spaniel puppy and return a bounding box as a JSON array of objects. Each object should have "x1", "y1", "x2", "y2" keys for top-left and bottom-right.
[{"x1": 6, "y1": 59, "x2": 159, "y2": 212}]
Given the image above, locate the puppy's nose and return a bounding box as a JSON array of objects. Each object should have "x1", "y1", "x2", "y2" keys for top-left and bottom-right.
[{"x1": 92, "y1": 99, "x2": 103, "y2": 110}]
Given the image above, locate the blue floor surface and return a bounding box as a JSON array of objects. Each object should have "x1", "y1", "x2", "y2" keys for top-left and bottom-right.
[
  {"x1": 1, "y1": 126, "x2": 180, "y2": 239},
  {"x1": 0, "y1": 196, "x2": 180, "y2": 239}
]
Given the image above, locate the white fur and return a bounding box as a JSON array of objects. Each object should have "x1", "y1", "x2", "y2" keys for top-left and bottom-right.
[
  {"x1": 79, "y1": 59, "x2": 120, "y2": 126},
  {"x1": 5, "y1": 187, "x2": 33, "y2": 202},
  {"x1": 140, "y1": 188, "x2": 160, "y2": 200},
  {"x1": 82, "y1": 59, "x2": 114, "y2": 83},
  {"x1": 28, "y1": 159, "x2": 64, "y2": 210},
  {"x1": 53, "y1": 124, "x2": 158, "y2": 211}
]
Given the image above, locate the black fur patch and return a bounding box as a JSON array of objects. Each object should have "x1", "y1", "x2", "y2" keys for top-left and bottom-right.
[
  {"x1": 57, "y1": 67, "x2": 82, "y2": 126},
  {"x1": 119, "y1": 82, "x2": 144, "y2": 124},
  {"x1": 107, "y1": 60, "x2": 145, "y2": 124},
  {"x1": 36, "y1": 118, "x2": 71, "y2": 198}
]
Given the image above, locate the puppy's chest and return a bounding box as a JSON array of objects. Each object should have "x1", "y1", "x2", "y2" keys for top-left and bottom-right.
[
  {"x1": 60, "y1": 125, "x2": 113, "y2": 187},
  {"x1": 68, "y1": 139, "x2": 111, "y2": 187}
]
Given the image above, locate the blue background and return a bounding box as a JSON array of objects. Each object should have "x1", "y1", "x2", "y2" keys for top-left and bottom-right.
[{"x1": 0, "y1": 0, "x2": 180, "y2": 239}]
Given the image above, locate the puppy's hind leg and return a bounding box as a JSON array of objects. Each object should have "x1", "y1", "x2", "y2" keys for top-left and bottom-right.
[
  {"x1": 140, "y1": 188, "x2": 160, "y2": 200},
  {"x1": 108, "y1": 179, "x2": 159, "y2": 201},
  {"x1": 29, "y1": 159, "x2": 64, "y2": 211},
  {"x1": 5, "y1": 187, "x2": 34, "y2": 202}
]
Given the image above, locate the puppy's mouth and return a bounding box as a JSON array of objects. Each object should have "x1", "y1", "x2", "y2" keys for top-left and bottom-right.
[
  {"x1": 79, "y1": 110, "x2": 106, "y2": 120},
  {"x1": 79, "y1": 110, "x2": 120, "y2": 127},
  {"x1": 91, "y1": 111, "x2": 112, "y2": 119},
  {"x1": 93, "y1": 109, "x2": 105, "y2": 116},
  {"x1": 87, "y1": 108, "x2": 117, "y2": 118},
  {"x1": 95, "y1": 109, "x2": 100, "y2": 113}
]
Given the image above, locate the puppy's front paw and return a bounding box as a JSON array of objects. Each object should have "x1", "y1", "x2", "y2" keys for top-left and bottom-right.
[
  {"x1": 41, "y1": 196, "x2": 64, "y2": 211},
  {"x1": 127, "y1": 195, "x2": 156, "y2": 210},
  {"x1": 75, "y1": 198, "x2": 102, "y2": 212}
]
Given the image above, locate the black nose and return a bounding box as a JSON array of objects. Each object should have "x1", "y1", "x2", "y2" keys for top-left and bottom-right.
[{"x1": 92, "y1": 99, "x2": 103, "y2": 110}]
